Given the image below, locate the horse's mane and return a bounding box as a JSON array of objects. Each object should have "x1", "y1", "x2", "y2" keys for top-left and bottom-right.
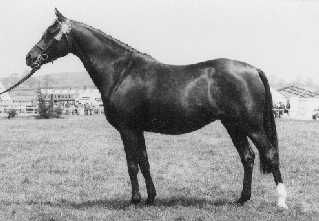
[{"x1": 74, "y1": 20, "x2": 155, "y2": 61}]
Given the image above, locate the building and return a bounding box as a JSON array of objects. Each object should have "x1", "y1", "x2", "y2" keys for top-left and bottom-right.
[
  {"x1": 278, "y1": 85, "x2": 319, "y2": 120},
  {"x1": 9, "y1": 89, "x2": 38, "y2": 114},
  {"x1": 40, "y1": 87, "x2": 103, "y2": 114},
  {"x1": 0, "y1": 76, "x2": 105, "y2": 117},
  {"x1": 75, "y1": 88, "x2": 104, "y2": 115}
]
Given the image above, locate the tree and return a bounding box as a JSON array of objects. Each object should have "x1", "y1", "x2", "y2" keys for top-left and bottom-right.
[
  {"x1": 7, "y1": 109, "x2": 17, "y2": 119},
  {"x1": 37, "y1": 90, "x2": 62, "y2": 119}
]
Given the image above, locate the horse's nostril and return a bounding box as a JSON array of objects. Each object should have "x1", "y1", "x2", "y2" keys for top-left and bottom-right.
[{"x1": 26, "y1": 54, "x2": 36, "y2": 66}]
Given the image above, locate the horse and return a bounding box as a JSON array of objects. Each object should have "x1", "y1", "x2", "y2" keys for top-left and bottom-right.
[{"x1": 6, "y1": 9, "x2": 288, "y2": 208}]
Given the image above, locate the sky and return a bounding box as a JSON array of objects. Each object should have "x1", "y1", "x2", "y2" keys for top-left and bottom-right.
[{"x1": 0, "y1": 0, "x2": 318, "y2": 83}]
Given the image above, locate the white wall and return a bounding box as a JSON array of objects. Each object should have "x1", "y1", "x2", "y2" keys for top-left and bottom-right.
[{"x1": 289, "y1": 97, "x2": 319, "y2": 120}]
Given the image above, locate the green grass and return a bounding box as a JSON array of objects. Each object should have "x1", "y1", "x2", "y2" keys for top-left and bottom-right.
[{"x1": 0, "y1": 116, "x2": 318, "y2": 220}]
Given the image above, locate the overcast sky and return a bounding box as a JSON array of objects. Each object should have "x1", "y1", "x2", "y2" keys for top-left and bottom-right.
[{"x1": 0, "y1": 0, "x2": 318, "y2": 82}]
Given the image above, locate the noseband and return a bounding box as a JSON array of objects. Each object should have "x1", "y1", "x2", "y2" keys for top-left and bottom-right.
[{"x1": 33, "y1": 20, "x2": 72, "y2": 68}]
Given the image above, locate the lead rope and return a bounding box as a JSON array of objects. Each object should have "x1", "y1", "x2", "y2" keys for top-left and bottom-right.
[{"x1": 0, "y1": 67, "x2": 39, "y2": 95}]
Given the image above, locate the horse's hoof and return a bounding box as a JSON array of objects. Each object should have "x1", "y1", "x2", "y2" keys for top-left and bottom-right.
[
  {"x1": 236, "y1": 196, "x2": 250, "y2": 206},
  {"x1": 145, "y1": 195, "x2": 155, "y2": 206},
  {"x1": 277, "y1": 198, "x2": 288, "y2": 209},
  {"x1": 235, "y1": 199, "x2": 245, "y2": 206},
  {"x1": 130, "y1": 193, "x2": 141, "y2": 205},
  {"x1": 145, "y1": 199, "x2": 155, "y2": 206},
  {"x1": 130, "y1": 199, "x2": 141, "y2": 205}
]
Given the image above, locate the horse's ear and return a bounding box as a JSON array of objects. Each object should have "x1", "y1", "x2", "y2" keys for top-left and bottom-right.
[{"x1": 54, "y1": 8, "x2": 66, "y2": 22}]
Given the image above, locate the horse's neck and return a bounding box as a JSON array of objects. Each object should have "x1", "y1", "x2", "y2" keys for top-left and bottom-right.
[{"x1": 70, "y1": 23, "x2": 128, "y2": 97}]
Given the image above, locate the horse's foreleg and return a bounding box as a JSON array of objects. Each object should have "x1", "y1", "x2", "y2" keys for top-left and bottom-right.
[
  {"x1": 137, "y1": 139, "x2": 156, "y2": 204},
  {"x1": 120, "y1": 129, "x2": 142, "y2": 204},
  {"x1": 223, "y1": 122, "x2": 255, "y2": 204}
]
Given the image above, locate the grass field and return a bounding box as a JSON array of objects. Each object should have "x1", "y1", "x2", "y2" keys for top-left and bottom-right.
[{"x1": 0, "y1": 115, "x2": 318, "y2": 221}]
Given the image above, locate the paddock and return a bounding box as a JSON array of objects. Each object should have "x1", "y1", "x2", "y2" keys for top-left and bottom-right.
[{"x1": 0, "y1": 115, "x2": 318, "y2": 220}]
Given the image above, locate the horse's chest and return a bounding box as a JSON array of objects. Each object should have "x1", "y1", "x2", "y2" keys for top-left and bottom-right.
[{"x1": 103, "y1": 93, "x2": 144, "y2": 127}]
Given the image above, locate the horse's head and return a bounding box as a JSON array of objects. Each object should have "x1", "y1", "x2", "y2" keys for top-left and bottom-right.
[
  {"x1": 26, "y1": 8, "x2": 72, "y2": 69},
  {"x1": 0, "y1": 8, "x2": 74, "y2": 95}
]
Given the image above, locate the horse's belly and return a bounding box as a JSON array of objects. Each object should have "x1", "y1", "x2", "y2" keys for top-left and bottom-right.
[{"x1": 144, "y1": 112, "x2": 217, "y2": 135}]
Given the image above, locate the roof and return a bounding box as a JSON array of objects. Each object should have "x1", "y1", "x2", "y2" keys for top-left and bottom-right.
[{"x1": 278, "y1": 85, "x2": 319, "y2": 98}]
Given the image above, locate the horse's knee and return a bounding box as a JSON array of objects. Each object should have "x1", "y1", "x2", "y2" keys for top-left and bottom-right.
[
  {"x1": 127, "y1": 162, "x2": 139, "y2": 177},
  {"x1": 242, "y1": 149, "x2": 255, "y2": 168}
]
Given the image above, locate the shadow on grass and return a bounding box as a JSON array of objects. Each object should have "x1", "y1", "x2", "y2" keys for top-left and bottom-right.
[
  {"x1": 1, "y1": 197, "x2": 235, "y2": 210},
  {"x1": 153, "y1": 197, "x2": 232, "y2": 208},
  {"x1": 58, "y1": 196, "x2": 232, "y2": 210}
]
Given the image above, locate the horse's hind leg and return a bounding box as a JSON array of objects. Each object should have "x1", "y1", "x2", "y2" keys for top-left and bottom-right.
[
  {"x1": 248, "y1": 130, "x2": 288, "y2": 209},
  {"x1": 222, "y1": 122, "x2": 255, "y2": 204}
]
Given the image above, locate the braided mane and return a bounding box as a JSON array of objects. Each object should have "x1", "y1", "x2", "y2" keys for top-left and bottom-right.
[{"x1": 76, "y1": 21, "x2": 155, "y2": 60}]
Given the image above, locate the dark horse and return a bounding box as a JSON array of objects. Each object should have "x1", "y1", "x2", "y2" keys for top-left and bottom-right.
[{"x1": 6, "y1": 9, "x2": 288, "y2": 208}]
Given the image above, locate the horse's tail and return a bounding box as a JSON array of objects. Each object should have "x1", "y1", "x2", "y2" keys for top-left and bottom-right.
[{"x1": 257, "y1": 69, "x2": 278, "y2": 174}]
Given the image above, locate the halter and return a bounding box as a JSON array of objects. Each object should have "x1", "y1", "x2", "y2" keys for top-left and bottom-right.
[{"x1": 34, "y1": 20, "x2": 72, "y2": 68}]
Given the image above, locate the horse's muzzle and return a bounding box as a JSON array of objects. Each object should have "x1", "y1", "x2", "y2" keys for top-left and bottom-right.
[{"x1": 26, "y1": 53, "x2": 48, "y2": 69}]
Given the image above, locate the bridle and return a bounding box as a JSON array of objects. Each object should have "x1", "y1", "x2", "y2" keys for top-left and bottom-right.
[{"x1": 33, "y1": 20, "x2": 72, "y2": 68}]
